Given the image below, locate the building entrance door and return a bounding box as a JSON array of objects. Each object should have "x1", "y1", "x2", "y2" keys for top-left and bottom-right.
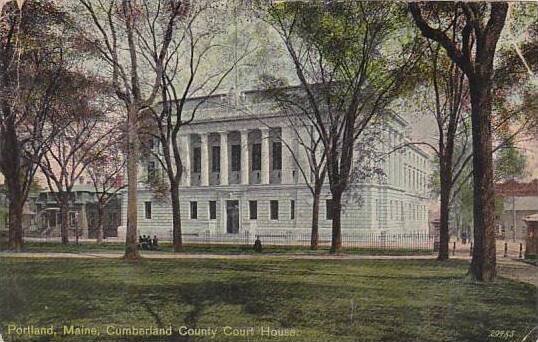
[{"x1": 226, "y1": 200, "x2": 239, "y2": 234}]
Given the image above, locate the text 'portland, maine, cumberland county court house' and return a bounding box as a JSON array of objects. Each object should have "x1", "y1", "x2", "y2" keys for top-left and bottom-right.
[{"x1": 120, "y1": 89, "x2": 432, "y2": 242}]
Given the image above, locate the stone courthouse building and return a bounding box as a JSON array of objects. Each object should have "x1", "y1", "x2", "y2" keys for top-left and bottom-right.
[{"x1": 123, "y1": 90, "x2": 431, "y2": 240}]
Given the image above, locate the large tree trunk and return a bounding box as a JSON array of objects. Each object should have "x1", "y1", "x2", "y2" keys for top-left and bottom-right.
[
  {"x1": 7, "y1": 195, "x2": 24, "y2": 251},
  {"x1": 438, "y1": 176, "x2": 451, "y2": 261},
  {"x1": 170, "y1": 181, "x2": 183, "y2": 252},
  {"x1": 3, "y1": 119, "x2": 24, "y2": 251},
  {"x1": 96, "y1": 204, "x2": 104, "y2": 244},
  {"x1": 438, "y1": 159, "x2": 453, "y2": 261},
  {"x1": 408, "y1": 1, "x2": 507, "y2": 281},
  {"x1": 310, "y1": 185, "x2": 321, "y2": 250},
  {"x1": 124, "y1": 106, "x2": 140, "y2": 260},
  {"x1": 469, "y1": 76, "x2": 496, "y2": 281},
  {"x1": 330, "y1": 191, "x2": 343, "y2": 253},
  {"x1": 59, "y1": 195, "x2": 69, "y2": 245}
]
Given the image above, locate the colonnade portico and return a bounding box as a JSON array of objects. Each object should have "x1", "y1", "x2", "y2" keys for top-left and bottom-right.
[{"x1": 180, "y1": 127, "x2": 304, "y2": 187}]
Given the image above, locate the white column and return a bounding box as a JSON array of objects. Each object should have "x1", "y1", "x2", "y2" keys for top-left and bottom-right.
[
  {"x1": 220, "y1": 131, "x2": 229, "y2": 185},
  {"x1": 79, "y1": 204, "x2": 88, "y2": 237},
  {"x1": 200, "y1": 133, "x2": 209, "y2": 186},
  {"x1": 180, "y1": 135, "x2": 191, "y2": 186},
  {"x1": 390, "y1": 131, "x2": 395, "y2": 185},
  {"x1": 281, "y1": 126, "x2": 294, "y2": 184},
  {"x1": 261, "y1": 128, "x2": 270, "y2": 184},
  {"x1": 240, "y1": 130, "x2": 249, "y2": 185},
  {"x1": 397, "y1": 135, "x2": 405, "y2": 187}
]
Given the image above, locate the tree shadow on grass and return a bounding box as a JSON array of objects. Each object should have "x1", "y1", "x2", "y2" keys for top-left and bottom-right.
[
  {"x1": 1, "y1": 259, "x2": 535, "y2": 342},
  {"x1": 110, "y1": 277, "x2": 309, "y2": 342},
  {"x1": 138, "y1": 298, "x2": 192, "y2": 342}
]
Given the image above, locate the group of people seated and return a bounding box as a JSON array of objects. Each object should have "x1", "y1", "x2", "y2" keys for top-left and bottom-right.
[{"x1": 139, "y1": 235, "x2": 159, "y2": 250}]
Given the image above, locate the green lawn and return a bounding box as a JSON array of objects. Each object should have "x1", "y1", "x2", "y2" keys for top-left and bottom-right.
[
  {"x1": 0, "y1": 258, "x2": 535, "y2": 342},
  {"x1": 2, "y1": 241, "x2": 434, "y2": 256}
]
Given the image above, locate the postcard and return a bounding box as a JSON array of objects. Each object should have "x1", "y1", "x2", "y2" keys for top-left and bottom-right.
[{"x1": 0, "y1": 1, "x2": 536, "y2": 341}]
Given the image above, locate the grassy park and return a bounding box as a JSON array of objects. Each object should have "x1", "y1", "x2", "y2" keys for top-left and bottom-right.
[{"x1": 0, "y1": 257, "x2": 535, "y2": 342}]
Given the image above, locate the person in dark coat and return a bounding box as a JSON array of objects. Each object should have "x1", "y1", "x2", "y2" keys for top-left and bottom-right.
[{"x1": 254, "y1": 236, "x2": 262, "y2": 253}]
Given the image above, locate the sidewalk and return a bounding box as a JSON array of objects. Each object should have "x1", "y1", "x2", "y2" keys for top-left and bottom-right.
[
  {"x1": 1, "y1": 250, "x2": 535, "y2": 286},
  {"x1": 449, "y1": 240, "x2": 526, "y2": 259},
  {"x1": 496, "y1": 258, "x2": 538, "y2": 286},
  {"x1": 0, "y1": 251, "x2": 437, "y2": 260}
]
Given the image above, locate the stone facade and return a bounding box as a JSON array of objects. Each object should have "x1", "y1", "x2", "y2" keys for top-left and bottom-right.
[{"x1": 124, "y1": 91, "x2": 431, "y2": 240}]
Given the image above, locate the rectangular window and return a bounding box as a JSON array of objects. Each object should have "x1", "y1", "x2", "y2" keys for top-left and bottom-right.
[
  {"x1": 252, "y1": 143, "x2": 261, "y2": 171},
  {"x1": 272, "y1": 142, "x2": 282, "y2": 170},
  {"x1": 193, "y1": 147, "x2": 201, "y2": 173},
  {"x1": 290, "y1": 200, "x2": 295, "y2": 220},
  {"x1": 147, "y1": 161, "x2": 156, "y2": 182},
  {"x1": 326, "y1": 199, "x2": 334, "y2": 220},
  {"x1": 144, "y1": 201, "x2": 152, "y2": 219},
  {"x1": 423, "y1": 174, "x2": 426, "y2": 191},
  {"x1": 212, "y1": 146, "x2": 220, "y2": 172},
  {"x1": 209, "y1": 201, "x2": 216, "y2": 220},
  {"x1": 190, "y1": 201, "x2": 198, "y2": 219},
  {"x1": 249, "y1": 200, "x2": 257, "y2": 220},
  {"x1": 231, "y1": 145, "x2": 241, "y2": 171},
  {"x1": 69, "y1": 212, "x2": 77, "y2": 227},
  {"x1": 270, "y1": 200, "x2": 279, "y2": 220}
]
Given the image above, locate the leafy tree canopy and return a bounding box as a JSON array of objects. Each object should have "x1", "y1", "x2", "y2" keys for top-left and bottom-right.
[{"x1": 494, "y1": 143, "x2": 528, "y2": 182}]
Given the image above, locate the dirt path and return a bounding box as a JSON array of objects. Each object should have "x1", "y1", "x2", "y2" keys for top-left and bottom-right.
[
  {"x1": 496, "y1": 259, "x2": 538, "y2": 287},
  {"x1": 0, "y1": 251, "x2": 436, "y2": 260},
  {"x1": 1, "y1": 251, "x2": 535, "y2": 286}
]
